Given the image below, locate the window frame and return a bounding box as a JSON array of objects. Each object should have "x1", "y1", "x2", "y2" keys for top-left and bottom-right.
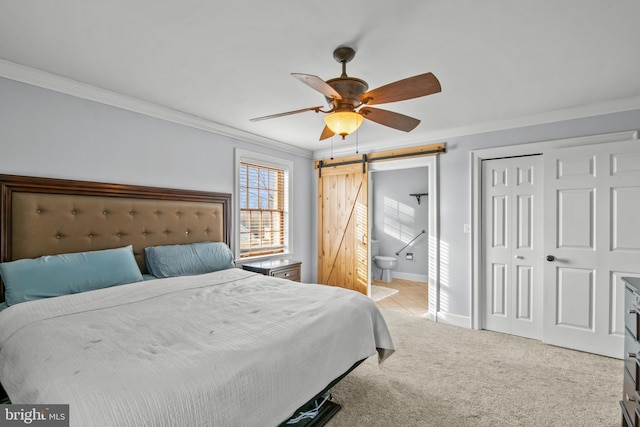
[{"x1": 234, "y1": 149, "x2": 293, "y2": 262}]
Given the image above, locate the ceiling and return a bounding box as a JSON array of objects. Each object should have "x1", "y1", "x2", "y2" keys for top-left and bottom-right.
[{"x1": 1, "y1": 1, "x2": 640, "y2": 158}]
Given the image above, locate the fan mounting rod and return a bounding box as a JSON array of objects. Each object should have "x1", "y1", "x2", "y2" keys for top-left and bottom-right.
[
  {"x1": 325, "y1": 46, "x2": 368, "y2": 110},
  {"x1": 333, "y1": 46, "x2": 356, "y2": 77}
]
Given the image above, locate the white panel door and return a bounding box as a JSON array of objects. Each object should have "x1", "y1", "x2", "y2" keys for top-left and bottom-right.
[
  {"x1": 543, "y1": 139, "x2": 640, "y2": 358},
  {"x1": 482, "y1": 155, "x2": 543, "y2": 339}
]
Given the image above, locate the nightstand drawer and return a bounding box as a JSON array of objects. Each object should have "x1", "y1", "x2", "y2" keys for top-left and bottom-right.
[
  {"x1": 627, "y1": 332, "x2": 640, "y2": 384},
  {"x1": 242, "y1": 260, "x2": 302, "y2": 282},
  {"x1": 271, "y1": 267, "x2": 300, "y2": 281},
  {"x1": 623, "y1": 369, "x2": 639, "y2": 426},
  {"x1": 627, "y1": 287, "x2": 640, "y2": 339}
]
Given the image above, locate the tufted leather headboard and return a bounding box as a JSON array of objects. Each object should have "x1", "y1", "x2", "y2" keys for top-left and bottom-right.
[{"x1": 0, "y1": 174, "x2": 231, "y2": 299}]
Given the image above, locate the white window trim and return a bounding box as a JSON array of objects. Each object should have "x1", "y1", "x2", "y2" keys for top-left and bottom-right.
[{"x1": 234, "y1": 148, "x2": 293, "y2": 263}]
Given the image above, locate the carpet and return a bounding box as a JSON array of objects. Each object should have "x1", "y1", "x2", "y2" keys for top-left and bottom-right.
[
  {"x1": 327, "y1": 308, "x2": 622, "y2": 427},
  {"x1": 371, "y1": 285, "x2": 399, "y2": 302}
]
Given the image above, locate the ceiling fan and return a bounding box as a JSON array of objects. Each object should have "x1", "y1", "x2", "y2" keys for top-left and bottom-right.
[{"x1": 250, "y1": 46, "x2": 441, "y2": 140}]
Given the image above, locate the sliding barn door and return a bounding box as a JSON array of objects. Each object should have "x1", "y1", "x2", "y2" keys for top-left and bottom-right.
[{"x1": 317, "y1": 163, "x2": 369, "y2": 295}]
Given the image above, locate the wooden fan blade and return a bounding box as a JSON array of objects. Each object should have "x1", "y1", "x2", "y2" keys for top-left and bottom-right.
[
  {"x1": 291, "y1": 73, "x2": 342, "y2": 100},
  {"x1": 250, "y1": 106, "x2": 324, "y2": 122},
  {"x1": 319, "y1": 125, "x2": 335, "y2": 140},
  {"x1": 359, "y1": 107, "x2": 420, "y2": 132},
  {"x1": 360, "y1": 72, "x2": 441, "y2": 105}
]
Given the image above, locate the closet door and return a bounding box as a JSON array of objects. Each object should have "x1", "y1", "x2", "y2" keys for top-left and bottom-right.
[
  {"x1": 542, "y1": 139, "x2": 640, "y2": 358},
  {"x1": 317, "y1": 163, "x2": 369, "y2": 295},
  {"x1": 482, "y1": 155, "x2": 543, "y2": 339}
]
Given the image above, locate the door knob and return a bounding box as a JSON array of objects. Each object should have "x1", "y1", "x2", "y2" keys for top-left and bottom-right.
[
  {"x1": 514, "y1": 255, "x2": 523, "y2": 259},
  {"x1": 546, "y1": 255, "x2": 555, "y2": 262}
]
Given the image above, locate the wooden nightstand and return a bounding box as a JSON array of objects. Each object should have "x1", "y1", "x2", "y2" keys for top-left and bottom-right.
[
  {"x1": 242, "y1": 259, "x2": 302, "y2": 282},
  {"x1": 621, "y1": 276, "x2": 640, "y2": 427}
]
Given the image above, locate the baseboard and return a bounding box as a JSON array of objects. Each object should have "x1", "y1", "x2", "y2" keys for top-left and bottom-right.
[
  {"x1": 391, "y1": 272, "x2": 428, "y2": 282},
  {"x1": 436, "y1": 311, "x2": 471, "y2": 328}
]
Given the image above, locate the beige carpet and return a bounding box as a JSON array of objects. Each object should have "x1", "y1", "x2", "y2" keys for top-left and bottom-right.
[{"x1": 328, "y1": 308, "x2": 622, "y2": 427}]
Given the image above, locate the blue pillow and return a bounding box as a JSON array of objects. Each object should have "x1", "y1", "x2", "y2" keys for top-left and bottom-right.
[
  {"x1": 145, "y1": 242, "x2": 234, "y2": 278},
  {"x1": 0, "y1": 245, "x2": 143, "y2": 306}
]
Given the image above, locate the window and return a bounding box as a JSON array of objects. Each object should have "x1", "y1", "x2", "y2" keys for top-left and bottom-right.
[{"x1": 235, "y1": 150, "x2": 291, "y2": 259}]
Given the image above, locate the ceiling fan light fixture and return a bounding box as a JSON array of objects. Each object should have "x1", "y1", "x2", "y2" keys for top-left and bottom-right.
[
  {"x1": 249, "y1": 46, "x2": 441, "y2": 140},
  {"x1": 324, "y1": 111, "x2": 363, "y2": 140}
]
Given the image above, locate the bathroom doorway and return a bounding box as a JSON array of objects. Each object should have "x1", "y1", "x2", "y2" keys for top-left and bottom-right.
[{"x1": 369, "y1": 156, "x2": 437, "y2": 318}]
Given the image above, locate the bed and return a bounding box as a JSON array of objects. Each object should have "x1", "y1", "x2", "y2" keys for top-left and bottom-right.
[{"x1": 0, "y1": 174, "x2": 394, "y2": 427}]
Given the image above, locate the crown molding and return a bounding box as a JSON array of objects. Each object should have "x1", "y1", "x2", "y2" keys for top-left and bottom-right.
[
  {"x1": 0, "y1": 59, "x2": 313, "y2": 159},
  {"x1": 3, "y1": 59, "x2": 639, "y2": 162},
  {"x1": 312, "y1": 95, "x2": 640, "y2": 159}
]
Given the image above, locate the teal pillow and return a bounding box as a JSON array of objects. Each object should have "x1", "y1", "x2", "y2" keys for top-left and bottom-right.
[
  {"x1": 145, "y1": 242, "x2": 235, "y2": 278},
  {"x1": 0, "y1": 245, "x2": 143, "y2": 306}
]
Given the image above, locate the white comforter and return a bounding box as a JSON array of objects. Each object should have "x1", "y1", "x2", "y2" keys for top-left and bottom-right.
[{"x1": 0, "y1": 268, "x2": 394, "y2": 427}]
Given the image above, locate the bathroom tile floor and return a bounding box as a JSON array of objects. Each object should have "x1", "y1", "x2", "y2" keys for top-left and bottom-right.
[{"x1": 373, "y1": 278, "x2": 429, "y2": 317}]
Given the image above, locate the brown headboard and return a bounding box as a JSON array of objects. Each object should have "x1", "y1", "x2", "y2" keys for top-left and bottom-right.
[{"x1": 0, "y1": 175, "x2": 232, "y2": 293}]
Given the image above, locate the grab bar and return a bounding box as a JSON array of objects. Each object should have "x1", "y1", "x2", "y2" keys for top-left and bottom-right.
[{"x1": 395, "y1": 230, "x2": 426, "y2": 256}]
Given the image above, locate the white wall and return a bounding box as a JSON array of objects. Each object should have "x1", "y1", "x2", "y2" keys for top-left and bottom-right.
[{"x1": 0, "y1": 77, "x2": 316, "y2": 282}]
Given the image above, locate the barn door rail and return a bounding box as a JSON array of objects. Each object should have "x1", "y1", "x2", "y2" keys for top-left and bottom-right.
[
  {"x1": 315, "y1": 143, "x2": 446, "y2": 178},
  {"x1": 317, "y1": 155, "x2": 367, "y2": 177}
]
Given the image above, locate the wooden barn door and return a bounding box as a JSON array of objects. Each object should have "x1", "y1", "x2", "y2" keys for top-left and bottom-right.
[{"x1": 317, "y1": 162, "x2": 369, "y2": 295}]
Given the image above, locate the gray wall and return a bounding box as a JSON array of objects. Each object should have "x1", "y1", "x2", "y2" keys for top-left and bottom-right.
[
  {"x1": 3, "y1": 76, "x2": 640, "y2": 324},
  {"x1": 436, "y1": 110, "x2": 640, "y2": 320},
  {"x1": 0, "y1": 77, "x2": 316, "y2": 282},
  {"x1": 371, "y1": 167, "x2": 428, "y2": 281}
]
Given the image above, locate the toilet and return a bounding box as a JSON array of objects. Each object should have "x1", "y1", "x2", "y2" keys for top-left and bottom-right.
[{"x1": 371, "y1": 240, "x2": 398, "y2": 283}]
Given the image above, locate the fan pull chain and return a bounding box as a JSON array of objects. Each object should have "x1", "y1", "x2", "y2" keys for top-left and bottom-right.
[
  {"x1": 355, "y1": 126, "x2": 359, "y2": 154},
  {"x1": 330, "y1": 136, "x2": 334, "y2": 160}
]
